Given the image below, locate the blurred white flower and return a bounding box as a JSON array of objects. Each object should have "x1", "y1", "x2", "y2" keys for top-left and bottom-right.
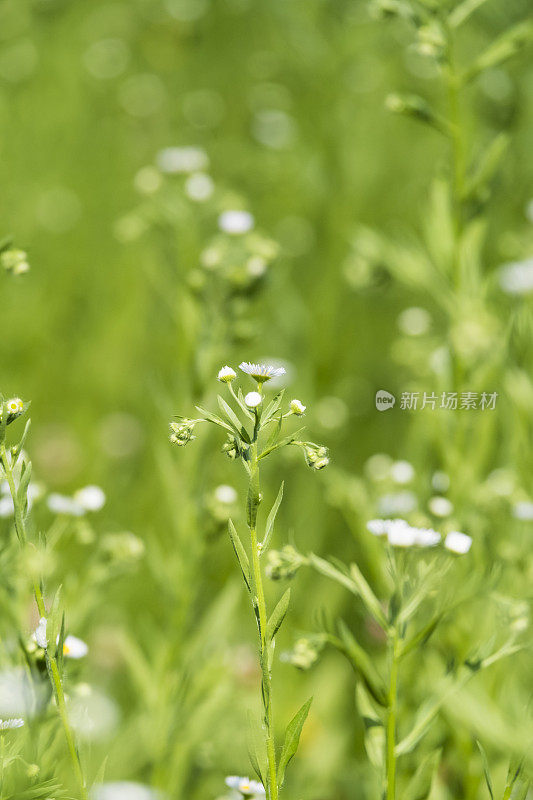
[
  {"x1": 63, "y1": 635, "x2": 89, "y2": 659},
  {"x1": 69, "y1": 687, "x2": 119, "y2": 741},
  {"x1": 74, "y1": 485, "x2": 106, "y2": 512},
  {"x1": 366, "y1": 519, "x2": 388, "y2": 536},
  {"x1": 397, "y1": 306, "x2": 431, "y2": 336},
  {"x1": 0, "y1": 668, "x2": 37, "y2": 717},
  {"x1": 239, "y1": 362, "x2": 286, "y2": 382},
  {"x1": 365, "y1": 453, "x2": 393, "y2": 482},
  {"x1": 244, "y1": 392, "x2": 262, "y2": 408},
  {"x1": 218, "y1": 366, "x2": 237, "y2": 383},
  {"x1": 512, "y1": 501, "x2": 533, "y2": 520},
  {"x1": 444, "y1": 531, "x2": 472, "y2": 554},
  {"x1": 185, "y1": 172, "x2": 214, "y2": 201},
  {"x1": 214, "y1": 485, "x2": 238, "y2": 505},
  {"x1": 0, "y1": 718, "x2": 24, "y2": 730},
  {"x1": 290, "y1": 399, "x2": 306, "y2": 416},
  {"x1": 387, "y1": 520, "x2": 417, "y2": 547},
  {"x1": 156, "y1": 146, "x2": 208, "y2": 174},
  {"x1": 0, "y1": 496, "x2": 14, "y2": 518},
  {"x1": 134, "y1": 166, "x2": 162, "y2": 195},
  {"x1": 428, "y1": 496, "x2": 453, "y2": 517},
  {"x1": 47, "y1": 493, "x2": 85, "y2": 516},
  {"x1": 390, "y1": 460, "x2": 415, "y2": 484},
  {"x1": 431, "y1": 471, "x2": 450, "y2": 492},
  {"x1": 34, "y1": 618, "x2": 48, "y2": 649},
  {"x1": 218, "y1": 210, "x2": 254, "y2": 235},
  {"x1": 91, "y1": 782, "x2": 164, "y2": 800},
  {"x1": 367, "y1": 519, "x2": 440, "y2": 547},
  {"x1": 378, "y1": 491, "x2": 417, "y2": 515},
  {"x1": 414, "y1": 527, "x2": 441, "y2": 547},
  {"x1": 498, "y1": 258, "x2": 533, "y2": 295},
  {"x1": 225, "y1": 776, "x2": 266, "y2": 797}
]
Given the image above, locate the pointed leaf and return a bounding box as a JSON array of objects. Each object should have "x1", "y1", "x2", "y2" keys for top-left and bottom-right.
[
  {"x1": 356, "y1": 684, "x2": 385, "y2": 769},
  {"x1": 477, "y1": 741, "x2": 494, "y2": 800},
  {"x1": 337, "y1": 621, "x2": 388, "y2": 707},
  {"x1": 267, "y1": 588, "x2": 290, "y2": 642},
  {"x1": 260, "y1": 482, "x2": 284, "y2": 554},
  {"x1": 278, "y1": 697, "x2": 312, "y2": 786},
  {"x1": 404, "y1": 749, "x2": 441, "y2": 800},
  {"x1": 217, "y1": 395, "x2": 250, "y2": 442},
  {"x1": 228, "y1": 520, "x2": 251, "y2": 592},
  {"x1": 195, "y1": 405, "x2": 234, "y2": 435}
]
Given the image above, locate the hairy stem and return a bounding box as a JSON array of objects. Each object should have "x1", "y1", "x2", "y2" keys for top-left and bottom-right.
[
  {"x1": 248, "y1": 435, "x2": 278, "y2": 800},
  {"x1": 0, "y1": 445, "x2": 88, "y2": 800},
  {"x1": 386, "y1": 631, "x2": 399, "y2": 800}
]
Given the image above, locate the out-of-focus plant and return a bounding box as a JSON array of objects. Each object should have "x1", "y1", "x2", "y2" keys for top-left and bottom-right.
[
  {"x1": 0, "y1": 238, "x2": 29, "y2": 276},
  {"x1": 0, "y1": 396, "x2": 89, "y2": 799},
  {"x1": 271, "y1": 518, "x2": 529, "y2": 799},
  {"x1": 170, "y1": 361, "x2": 328, "y2": 799}
]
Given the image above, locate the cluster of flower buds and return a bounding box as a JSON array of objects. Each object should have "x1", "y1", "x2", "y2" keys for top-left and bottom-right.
[
  {"x1": 1, "y1": 247, "x2": 29, "y2": 276},
  {"x1": 281, "y1": 635, "x2": 325, "y2": 671},
  {"x1": 221, "y1": 435, "x2": 240, "y2": 460},
  {"x1": 266, "y1": 545, "x2": 307, "y2": 581},
  {"x1": 299, "y1": 441, "x2": 330, "y2": 470},
  {"x1": 169, "y1": 419, "x2": 197, "y2": 447}
]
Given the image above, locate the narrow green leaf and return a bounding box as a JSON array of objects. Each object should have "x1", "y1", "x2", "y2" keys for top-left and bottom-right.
[
  {"x1": 464, "y1": 20, "x2": 533, "y2": 82},
  {"x1": 92, "y1": 756, "x2": 109, "y2": 789},
  {"x1": 17, "y1": 460, "x2": 32, "y2": 508},
  {"x1": 463, "y1": 133, "x2": 509, "y2": 201},
  {"x1": 247, "y1": 710, "x2": 267, "y2": 788},
  {"x1": 349, "y1": 562, "x2": 388, "y2": 629},
  {"x1": 217, "y1": 395, "x2": 251, "y2": 443},
  {"x1": 337, "y1": 621, "x2": 388, "y2": 707},
  {"x1": 260, "y1": 482, "x2": 284, "y2": 554},
  {"x1": 267, "y1": 588, "x2": 290, "y2": 642},
  {"x1": 449, "y1": 0, "x2": 490, "y2": 27},
  {"x1": 477, "y1": 741, "x2": 494, "y2": 800},
  {"x1": 228, "y1": 520, "x2": 251, "y2": 592},
  {"x1": 195, "y1": 405, "x2": 234, "y2": 435},
  {"x1": 355, "y1": 684, "x2": 385, "y2": 769},
  {"x1": 404, "y1": 749, "x2": 441, "y2": 800},
  {"x1": 261, "y1": 390, "x2": 285, "y2": 425},
  {"x1": 278, "y1": 697, "x2": 312, "y2": 786}
]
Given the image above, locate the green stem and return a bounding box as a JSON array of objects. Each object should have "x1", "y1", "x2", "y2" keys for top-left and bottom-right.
[
  {"x1": 0, "y1": 445, "x2": 88, "y2": 800},
  {"x1": 386, "y1": 631, "x2": 399, "y2": 800},
  {"x1": 248, "y1": 438, "x2": 278, "y2": 800}
]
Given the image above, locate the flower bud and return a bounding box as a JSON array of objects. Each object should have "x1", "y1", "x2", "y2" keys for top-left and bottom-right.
[
  {"x1": 1, "y1": 248, "x2": 29, "y2": 275},
  {"x1": 217, "y1": 365, "x2": 237, "y2": 383},
  {"x1": 290, "y1": 399, "x2": 306, "y2": 416},
  {"x1": 222, "y1": 435, "x2": 239, "y2": 460},
  {"x1": 169, "y1": 419, "x2": 196, "y2": 446},
  {"x1": 265, "y1": 545, "x2": 306, "y2": 581}
]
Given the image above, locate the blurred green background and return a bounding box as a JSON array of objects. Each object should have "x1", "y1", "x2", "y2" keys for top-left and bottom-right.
[{"x1": 1, "y1": 0, "x2": 532, "y2": 798}]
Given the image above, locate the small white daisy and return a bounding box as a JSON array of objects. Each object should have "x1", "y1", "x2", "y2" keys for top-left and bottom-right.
[
  {"x1": 428, "y1": 496, "x2": 453, "y2": 517},
  {"x1": 387, "y1": 520, "x2": 417, "y2": 547},
  {"x1": 5, "y1": 398, "x2": 24, "y2": 416},
  {"x1": 62, "y1": 635, "x2": 89, "y2": 659},
  {"x1": 414, "y1": 527, "x2": 441, "y2": 547},
  {"x1": 444, "y1": 531, "x2": 472, "y2": 554},
  {"x1": 239, "y1": 362, "x2": 286, "y2": 383},
  {"x1": 218, "y1": 210, "x2": 254, "y2": 235},
  {"x1": 366, "y1": 519, "x2": 389, "y2": 536},
  {"x1": 0, "y1": 718, "x2": 24, "y2": 730},
  {"x1": 217, "y1": 365, "x2": 237, "y2": 383},
  {"x1": 225, "y1": 776, "x2": 266, "y2": 797},
  {"x1": 244, "y1": 391, "x2": 262, "y2": 408},
  {"x1": 290, "y1": 399, "x2": 306, "y2": 416},
  {"x1": 74, "y1": 485, "x2": 106, "y2": 512}
]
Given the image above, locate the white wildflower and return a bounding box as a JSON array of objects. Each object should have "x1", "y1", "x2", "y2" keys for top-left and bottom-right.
[
  {"x1": 512, "y1": 501, "x2": 533, "y2": 521},
  {"x1": 225, "y1": 776, "x2": 266, "y2": 797},
  {"x1": 444, "y1": 531, "x2": 472, "y2": 554},
  {"x1": 0, "y1": 718, "x2": 24, "y2": 730},
  {"x1": 387, "y1": 520, "x2": 417, "y2": 547},
  {"x1": 498, "y1": 258, "x2": 533, "y2": 295},
  {"x1": 414, "y1": 527, "x2": 441, "y2": 547},
  {"x1": 217, "y1": 365, "x2": 237, "y2": 383},
  {"x1": 34, "y1": 618, "x2": 48, "y2": 649},
  {"x1": 156, "y1": 146, "x2": 208, "y2": 174},
  {"x1": 91, "y1": 783, "x2": 164, "y2": 800},
  {"x1": 244, "y1": 391, "x2": 262, "y2": 408},
  {"x1": 74, "y1": 485, "x2": 106, "y2": 512},
  {"x1": 0, "y1": 496, "x2": 14, "y2": 518},
  {"x1": 185, "y1": 172, "x2": 214, "y2": 201},
  {"x1": 377, "y1": 491, "x2": 417, "y2": 515},
  {"x1": 5, "y1": 397, "x2": 24, "y2": 416},
  {"x1": 366, "y1": 519, "x2": 389, "y2": 536},
  {"x1": 397, "y1": 306, "x2": 431, "y2": 336},
  {"x1": 290, "y1": 399, "x2": 306, "y2": 416},
  {"x1": 63, "y1": 635, "x2": 89, "y2": 659},
  {"x1": 390, "y1": 460, "x2": 415, "y2": 484},
  {"x1": 218, "y1": 210, "x2": 254, "y2": 235},
  {"x1": 239, "y1": 362, "x2": 286, "y2": 382},
  {"x1": 428, "y1": 496, "x2": 453, "y2": 517},
  {"x1": 47, "y1": 493, "x2": 85, "y2": 516},
  {"x1": 214, "y1": 485, "x2": 238, "y2": 505}
]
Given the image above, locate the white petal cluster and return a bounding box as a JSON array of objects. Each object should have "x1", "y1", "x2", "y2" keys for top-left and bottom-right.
[
  {"x1": 244, "y1": 391, "x2": 262, "y2": 408},
  {"x1": 47, "y1": 485, "x2": 106, "y2": 516},
  {"x1": 290, "y1": 398, "x2": 306, "y2": 416},
  {"x1": 498, "y1": 257, "x2": 533, "y2": 295},
  {"x1": 33, "y1": 618, "x2": 88, "y2": 658},
  {"x1": 444, "y1": 531, "x2": 472, "y2": 554},
  {"x1": 366, "y1": 519, "x2": 441, "y2": 548},
  {"x1": 217, "y1": 365, "x2": 237, "y2": 383},
  {"x1": 225, "y1": 776, "x2": 266, "y2": 797},
  {"x1": 0, "y1": 718, "x2": 24, "y2": 730},
  {"x1": 74, "y1": 485, "x2": 106, "y2": 512},
  {"x1": 239, "y1": 362, "x2": 286, "y2": 381},
  {"x1": 218, "y1": 210, "x2": 254, "y2": 234}
]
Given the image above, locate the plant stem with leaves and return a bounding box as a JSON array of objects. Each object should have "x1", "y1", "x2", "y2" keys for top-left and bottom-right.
[{"x1": 0, "y1": 400, "x2": 88, "y2": 800}]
